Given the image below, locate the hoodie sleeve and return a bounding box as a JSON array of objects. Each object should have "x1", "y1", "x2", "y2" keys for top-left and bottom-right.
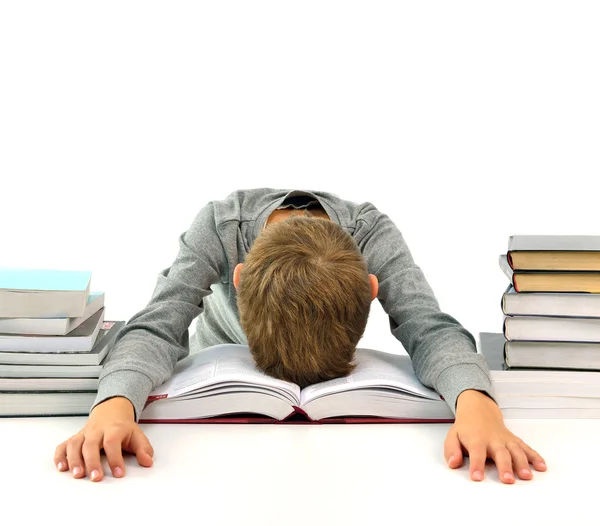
[
  {"x1": 92, "y1": 202, "x2": 226, "y2": 420},
  {"x1": 354, "y1": 207, "x2": 495, "y2": 414}
]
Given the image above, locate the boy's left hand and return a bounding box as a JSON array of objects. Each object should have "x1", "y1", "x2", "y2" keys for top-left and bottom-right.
[{"x1": 444, "y1": 389, "x2": 547, "y2": 483}]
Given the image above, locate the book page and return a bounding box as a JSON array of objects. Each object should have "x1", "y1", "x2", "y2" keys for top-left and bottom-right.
[
  {"x1": 148, "y1": 344, "x2": 300, "y2": 404},
  {"x1": 300, "y1": 348, "x2": 441, "y2": 406}
]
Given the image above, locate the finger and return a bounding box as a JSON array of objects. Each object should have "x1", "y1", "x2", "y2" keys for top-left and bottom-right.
[
  {"x1": 443, "y1": 429, "x2": 464, "y2": 469},
  {"x1": 489, "y1": 444, "x2": 515, "y2": 484},
  {"x1": 467, "y1": 444, "x2": 487, "y2": 482},
  {"x1": 125, "y1": 429, "x2": 154, "y2": 467},
  {"x1": 81, "y1": 432, "x2": 104, "y2": 482},
  {"x1": 103, "y1": 432, "x2": 126, "y2": 478},
  {"x1": 507, "y1": 442, "x2": 532, "y2": 480},
  {"x1": 54, "y1": 441, "x2": 69, "y2": 472},
  {"x1": 66, "y1": 434, "x2": 86, "y2": 478},
  {"x1": 518, "y1": 440, "x2": 547, "y2": 472}
]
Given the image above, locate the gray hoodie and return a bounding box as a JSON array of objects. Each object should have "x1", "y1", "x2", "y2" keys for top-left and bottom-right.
[{"x1": 94, "y1": 188, "x2": 493, "y2": 420}]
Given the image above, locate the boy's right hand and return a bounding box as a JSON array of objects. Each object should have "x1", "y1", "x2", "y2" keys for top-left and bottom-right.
[{"x1": 54, "y1": 396, "x2": 154, "y2": 482}]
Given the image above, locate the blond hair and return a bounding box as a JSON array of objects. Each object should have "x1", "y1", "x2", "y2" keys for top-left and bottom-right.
[{"x1": 237, "y1": 215, "x2": 372, "y2": 387}]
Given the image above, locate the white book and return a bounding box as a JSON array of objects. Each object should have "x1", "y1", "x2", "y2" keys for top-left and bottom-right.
[
  {"x1": 505, "y1": 340, "x2": 600, "y2": 371},
  {"x1": 0, "y1": 320, "x2": 123, "y2": 366},
  {"x1": 0, "y1": 392, "x2": 96, "y2": 416},
  {"x1": 0, "y1": 377, "x2": 98, "y2": 391},
  {"x1": 0, "y1": 363, "x2": 103, "y2": 378},
  {"x1": 508, "y1": 234, "x2": 600, "y2": 252},
  {"x1": 140, "y1": 344, "x2": 453, "y2": 423},
  {"x1": 500, "y1": 408, "x2": 600, "y2": 419},
  {"x1": 504, "y1": 315, "x2": 600, "y2": 343},
  {"x1": 0, "y1": 309, "x2": 104, "y2": 352},
  {"x1": 0, "y1": 293, "x2": 105, "y2": 335},
  {"x1": 502, "y1": 285, "x2": 600, "y2": 318}
]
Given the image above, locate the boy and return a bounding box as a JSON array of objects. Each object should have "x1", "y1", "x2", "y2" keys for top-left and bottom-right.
[{"x1": 54, "y1": 188, "x2": 546, "y2": 483}]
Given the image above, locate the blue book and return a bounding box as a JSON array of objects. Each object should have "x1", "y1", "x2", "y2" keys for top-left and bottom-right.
[
  {"x1": 0, "y1": 268, "x2": 92, "y2": 318},
  {"x1": 0, "y1": 268, "x2": 91, "y2": 291}
]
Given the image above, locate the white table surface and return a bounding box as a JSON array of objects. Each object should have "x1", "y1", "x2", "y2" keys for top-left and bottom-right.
[{"x1": 1, "y1": 418, "x2": 598, "y2": 526}]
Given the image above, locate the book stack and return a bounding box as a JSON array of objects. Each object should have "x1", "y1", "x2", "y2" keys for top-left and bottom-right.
[
  {"x1": 0, "y1": 268, "x2": 124, "y2": 417},
  {"x1": 478, "y1": 235, "x2": 600, "y2": 418}
]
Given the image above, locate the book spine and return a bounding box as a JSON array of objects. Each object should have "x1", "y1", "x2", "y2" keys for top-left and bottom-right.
[
  {"x1": 513, "y1": 274, "x2": 519, "y2": 292},
  {"x1": 507, "y1": 251, "x2": 515, "y2": 269},
  {"x1": 283, "y1": 406, "x2": 314, "y2": 422},
  {"x1": 500, "y1": 284, "x2": 512, "y2": 315}
]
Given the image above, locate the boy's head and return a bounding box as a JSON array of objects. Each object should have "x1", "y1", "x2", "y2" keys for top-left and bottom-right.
[{"x1": 235, "y1": 214, "x2": 377, "y2": 387}]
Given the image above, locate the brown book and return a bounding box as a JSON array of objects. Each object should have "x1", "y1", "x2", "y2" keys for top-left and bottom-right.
[
  {"x1": 500, "y1": 254, "x2": 600, "y2": 293},
  {"x1": 507, "y1": 235, "x2": 600, "y2": 271}
]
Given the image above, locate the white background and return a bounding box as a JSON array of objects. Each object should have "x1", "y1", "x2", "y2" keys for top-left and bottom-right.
[{"x1": 1, "y1": 1, "x2": 598, "y2": 353}]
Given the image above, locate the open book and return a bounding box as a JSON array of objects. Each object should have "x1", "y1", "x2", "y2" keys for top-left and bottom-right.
[{"x1": 139, "y1": 344, "x2": 454, "y2": 424}]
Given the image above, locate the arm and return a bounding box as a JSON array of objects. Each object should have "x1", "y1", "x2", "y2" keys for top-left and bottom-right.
[
  {"x1": 355, "y1": 207, "x2": 546, "y2": 483},
  {"x1": 94, "y1": 202, "x2": 226, "y2": 420},
  {"x1": 354, "y1": 208, "x2": 493, "y2": 413},
  {"x1": 54, "y1": 202, "x2": 227, "y2": 481}
]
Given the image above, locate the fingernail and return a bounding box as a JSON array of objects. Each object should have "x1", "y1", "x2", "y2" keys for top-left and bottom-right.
[
  {"x1": 504, "y1": 472, "x2": 515, "y2": 482},
  {"x1": 114, "y1": 467, "x2": 123, "y2": 477},
  {"x1": 448, "y1": 456, "x2": 455, "y2": 466},
  {"x1": 520, "y1": 469, "x2": 532, "y2": 478},
  {"x1": 472, "y1": 470, "x2": 483, "y2": 481},
  {"x1": 57, "y1": 461, "x2": 65, "y2": 471},
  {"x1": 73, "y1": 466, "x2": 82, "y2": 477},
  {"x1": 539, "y1": 461, "x2": 547, "y2": 470},
  {"x1": 90, "y1": 469, "x2": 100, "y2": 481}
]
